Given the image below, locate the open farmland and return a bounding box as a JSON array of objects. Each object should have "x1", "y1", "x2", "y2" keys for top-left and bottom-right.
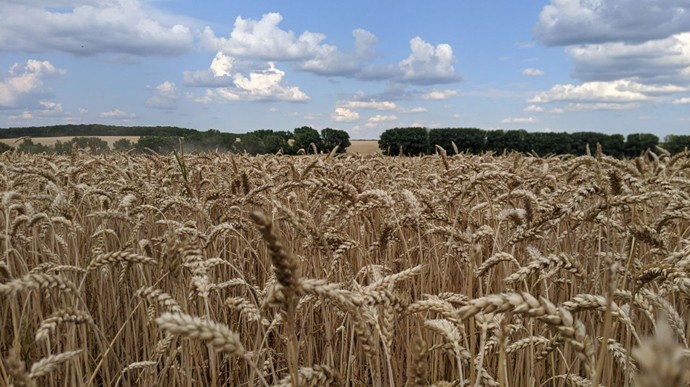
[
  {"x1": 0, "y1": 136, "x2": 141, "y2": 148},
  {"x1": 1, "y1": 149, "x2": 690, "y2": 386}
]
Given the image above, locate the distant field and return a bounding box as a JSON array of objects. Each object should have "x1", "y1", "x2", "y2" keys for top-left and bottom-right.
[
  {"x1": 0, "y1": 136, "x2": 140, "y2": 147},
  {"x1": 347, "y1": 140, "x2": 380, "y2": 154}
]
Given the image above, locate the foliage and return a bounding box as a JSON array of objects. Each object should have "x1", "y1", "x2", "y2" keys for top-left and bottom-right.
[
  {"x1": 293, "y1": 126, "x2": 321, "y2": 152},
  {"x1": 625, "y1": 133, "x2": 659, "y2": 158},
  {"x1": 379, "y1": 127, "x2": 429, "y2": 156},
  {"x1": 664, "y1": 135, "x2": 690, "y2": 154},
  {"x1": 430, "y1": 128, "x2": 486, "y2": 154},
  {"x1": 113, "y1": 138, "x2": 134, "y2": 151},
  {"x1": 320, "y1": 128, "x2": 350, "y2": 153},
  {"x1": 136, "y1": 136, "x2": 180, "y2": 154}
]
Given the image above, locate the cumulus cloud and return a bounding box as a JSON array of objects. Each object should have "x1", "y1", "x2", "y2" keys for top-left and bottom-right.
[
  {"x1": 522, "y1": 68, "x2": 544, "y2": 76},
  {"x1": 422, "y1": 89, "x2": 458, "y2": 100},
  {"x1": 501, "y1": 117, "x2": 538, "y2": 124},
  {"x1": 399, "y1": 107, "x2": 428, "y2": 114},
  {"x1": 0, "y1": 0, "x2": 194, "y2": 56},
  {"x1": 397, "y1": 37, "x2": 461, "y2": 84},
  {"x1": 566, "y1": 33, "x2": 690, "y2": 83},
  {"x1": 0, "y1": 59, "x2": 65, "y2": 108},
  {"x1": 201, "y1": 13, "x2": 331, "y2": 60},
  {"x1": 524, "y1": 104, "x2": 544, "y2": 112},
  {"x1": 564, "y1": 102, "x2": 641, "y2": 111},
  {"x1": 200, "y1": 13, "x2": 460, "y2": 84},
  {"x1": 342, "y1": 100, "x2": 397, "y2": 110},
  {"x1": 365, "y1": 114, "x2": 397, "y2": 128},
  {"x1": 218, "y1": 62, "x2": 308, "y2": 102},
  {"x1": 100, "y1": 108, "x2": 137, "y2": 119},
  {"x1": 534, "y1": 0, "x2": 690, "y2": 46},
  {"x1": 528, "y1": 79, "x2": 686, "y2": 104},
  {"x1": 331, "y1": 108, "x2": 360, "y2": 122},
  {"x1": 146, "y1": 81, "x2": 178, "y2": 110},
  {"x1": 673, "y1": 97, "x2": 690, "y2": 104}
]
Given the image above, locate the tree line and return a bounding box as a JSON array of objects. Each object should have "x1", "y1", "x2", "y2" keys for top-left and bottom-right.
[
  {"x1": 379, "y1": 127, "x2": 690, "y2": 157},
  {"x1": 0, "y1": 125, "x2": 351, "y2": 155}
]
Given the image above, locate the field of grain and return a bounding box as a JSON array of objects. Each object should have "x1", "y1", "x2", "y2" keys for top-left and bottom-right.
[
  {"x1": 347, "y1": 140, "x2": 380, "y2": 155},
  {"x1": 0, "y1": 136, "x2": 141, "y2": 147},
  {"x1": 1, "y1": 148, "x2": 689, "y2": 386}
]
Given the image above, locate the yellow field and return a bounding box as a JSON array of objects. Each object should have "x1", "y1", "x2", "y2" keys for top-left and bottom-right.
[
  {"x1": 347, "y1": 140, "x2": 380, "y2": 154},
  {"x1": 1, "y1": 150, "x2": 689, "y2": 386}
]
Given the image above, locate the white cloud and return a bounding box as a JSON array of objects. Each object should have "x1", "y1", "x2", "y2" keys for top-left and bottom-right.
[
  {"x1": 524, "y1": 104, "x2": 544, "y2": 112},
  {"x1": 146, "y1": 81, "x2": 178, "y2": 110},
  {"x1": 100, "y1": 108, "x2": 137, "y2": 119},
  {"x1": 200, "y1": 14, "x2": 460, "y2": 85},
  {"x1": 187, "y1": 59, "x2": 308, "y2": 103},
  {"x1": 529, "y1": 79, "x2": 686, "y2": 104},
  {"x1": 522, "y1": 68, "x2": 544, "y2": 76},
  {"x1": 342, "y1": 100, "x2": 397, "y2": 110},
  {"x1": 422, "y1": 89, "x2": 458, "y2": 100},
  {"x1": 501, "y1": 117, "x2": 538, "y2": 124},
  {"x1": 365, "y1": 114, "x2": 398, "y2": 128},
  {"x1": 399, "y1": 107, "x2": 428, "y2": 114},
  {"x1": 0, "y1": 0, "x2": 194, "y2": 56},
  {"x1": 398, "y1": 37, "x2": 461, "y2": 84},
  {"x1": 0, "y1": 59, "x2": 65, "y2": 108},
  {"x1": 673, "y1": 97, "x2": 690, "y2": 104},
  {"x1": 566, "y1": 33, "x2": 690, "y2": 83},
  {"x1": 331, "y1": 108, "x2": 360, "y2": 122},
  {"x1": 201, "y1": 13, "x2": 333, "y2": 60},
  {"x1": 534, "y1": 0, "x2": 690, "y2": 46},
  {"x1": 564, "y1": 102, "x2": 641, "y2": 111}
]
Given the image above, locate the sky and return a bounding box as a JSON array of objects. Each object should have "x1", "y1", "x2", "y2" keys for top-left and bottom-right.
[{"x1": 1, "y1": 0, "x2": 689, "y2": 139}]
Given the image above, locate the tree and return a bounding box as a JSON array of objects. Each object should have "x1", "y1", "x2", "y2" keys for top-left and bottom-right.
[
  {"x1": 293, "y1": 126, "x2": 321, "y2": 152},
  {"x1": 485, "y1": 130, "x2": 530, "y2": 154},
  {"x1": 378, "y1": 127, "x2": 429, "y2": 156},
  {"x1": 113, "y1": 138, "x2": 134, "y2": 151},
  {"x1": 136, "y1": 136, "x2": 180, "y2": 154},
  {"x1": 320, "y1": 128, "x2": 350, "y2": 153},
  {"x1": 664, "y1": 135, "x2": 690, "y2": 154},
  {"x1": 429, "y1": 128, "x2": 486, "y2": 155},
  {"x1": 526, "y1": 132, "x2": 573, "y2": 156},
  {"x1": 0, "y1": 142, "x2": 12, "y2": 153},
  {"x1": 17, "y1": 139, "x2": 50, "y2": 154},
  {"x1": 625, "y1": 133, "x2": 659, "y2": 158}
]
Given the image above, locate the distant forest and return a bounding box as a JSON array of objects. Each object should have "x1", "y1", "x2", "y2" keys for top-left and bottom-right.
[{"x1": 0, "y1": 124, "x2": 350, "y2": 155}]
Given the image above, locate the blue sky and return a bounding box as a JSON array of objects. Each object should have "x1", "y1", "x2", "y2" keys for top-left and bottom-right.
[{"x1": 1, "y1": 0, "x2": 689, "y2": 139}]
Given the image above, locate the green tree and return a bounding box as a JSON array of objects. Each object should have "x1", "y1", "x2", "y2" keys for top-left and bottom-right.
[
  {"x1": 70, "y1": 137, "x2": 109, "y2": 154},
  {"x1": 378, "y1": 127, "x2": 429, "y2": 156},
  {"x1": 293, "y1": 126, "x2": 321, "y2": 152},
  {"x1": 664, "y1": 135, "x2": 690, "y2": 154},
  {"x1": 625, "y1": 133, "x2": 659, "y2": 158},
  {"x1": 526, "y1": 132, "x2": 573, "y2": 156},
  {"x1": 0, "y1": 142, "x2": 12, "y2": 152},
  {"x1": 485, "y1": 130, "x2": 530, "y2": 154},
  {"x1": 17, "y1": 139, "x2": 50, "y2": 154},
  {"x1": 320, "y1": 128, "x2": 350, "y2": 153},
  {"x1": 113, "y1": 138, "x2": 134, "y2": 151},
  {"x1": 429, "y1": 128, "x2": 486, "y2": 155},
  {"x1": 136, "y1": 136, "x2": 180, "y2": 154}
]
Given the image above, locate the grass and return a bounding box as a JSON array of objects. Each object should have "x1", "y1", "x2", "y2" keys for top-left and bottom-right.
[{"x1": 1, "y1": 147, "x2": 689, "y2": 386}]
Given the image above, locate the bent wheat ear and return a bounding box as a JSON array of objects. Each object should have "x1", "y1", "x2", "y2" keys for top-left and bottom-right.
[
  {"x1": 156, "y1": 312, "x2": 246, "y2": 357},
  {"x1": 0, "y1": 273, "x2": 77, "y2": 296},
  {"x1": 29, "y1": 350, "x2": 83, "y2": 379}
]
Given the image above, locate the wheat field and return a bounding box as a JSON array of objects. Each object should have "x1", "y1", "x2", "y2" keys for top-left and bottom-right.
[{"x1": 1, "y1": 147, "x2": 689, "y2": 386}]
